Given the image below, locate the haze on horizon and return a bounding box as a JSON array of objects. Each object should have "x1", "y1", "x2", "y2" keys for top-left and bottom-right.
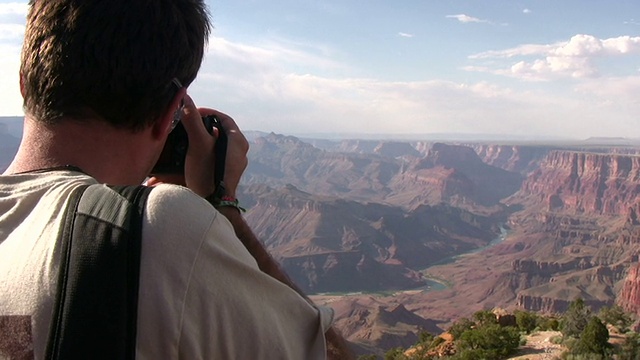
[{"x1": 0, "y1": 1, "x2": 639, "y2": 140}]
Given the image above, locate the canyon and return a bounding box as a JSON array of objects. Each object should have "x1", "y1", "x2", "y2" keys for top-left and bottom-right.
[
  {"x1": 239, "y1": 133, "x2": 640, "y2": 355},
  {"x1": 3, "y1": 118, "x2": 640, "y2": 356}
]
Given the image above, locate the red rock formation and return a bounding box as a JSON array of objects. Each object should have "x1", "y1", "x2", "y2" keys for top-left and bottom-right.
[
  {"x1": 326, "y1": 297, "x2": 443, "y2": 356},
  {"x1": 618, "y1": 264, "x2": 640, "y2": 315},
  {"x1": 515, "y1": 151, "x2": 640, "y2": 217},
  {"x1": 242, "y1": 183, "x2": 499, "y2": 293},
  {"x1": 472, "y1": 144, "x2": 553, "y2": 174},
  {"x1": 396, "y1": 143, "x2": 522, "y2": 207}
]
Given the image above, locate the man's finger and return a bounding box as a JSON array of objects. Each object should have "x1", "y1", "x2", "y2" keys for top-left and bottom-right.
[{"x1": 181, "y1": 95, "x2": 215, "y2": 147}]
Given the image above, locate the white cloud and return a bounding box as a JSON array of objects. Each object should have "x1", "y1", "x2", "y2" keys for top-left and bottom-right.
[
  {"x1": 575, "y1": 76, "x2": 640, "y2": 101},
  {"x1": 0, "y1": 23, "x2": 24, "y2": 40},
  {"x1": 188, "y1": 36, "x2": 640, "y2": 138},
  {"x1": 2, "y1": 26, "x2": 638, "y2": 139},
  {"x1": 0, "y1": 2, "x2": 28, "y2": 16},
  {"x1": 0, "y1": 42, "x2": 24, "y2": 116},
  {"x1": 398, "y1": 32, "x2": 414, "y2": 38},
  {"x1": 0, "y1": 2, "x2": 27, "y2": 43},
  {"x1": 0, "y1": 2, "x2": 27, "y2": 115},
  {"x1": 523, "y1": 9, "x2": 532, "y2": 14},
  {"x1": 207, "y1": 35, "x2": 344, "y2": 72},
  {"x1": 446, "y1": 14, "x2": 490, "y2": 24},
  {"x1": 468, "y1": 34, "x2": 640, "y2": 80}
]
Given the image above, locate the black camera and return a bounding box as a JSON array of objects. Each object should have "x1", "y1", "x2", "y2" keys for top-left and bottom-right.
[{"x1": 151, "y1": 114, "x2": 225, "y2": 174}]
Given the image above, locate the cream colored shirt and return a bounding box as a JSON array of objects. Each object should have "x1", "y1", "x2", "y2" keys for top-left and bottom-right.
[{"x1": 0, "y1": 170, "x2": 330, "y2": 359}]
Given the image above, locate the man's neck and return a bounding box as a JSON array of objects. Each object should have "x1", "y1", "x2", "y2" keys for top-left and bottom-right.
[{"x1": 5, "y1": 117, "x2": 158, "y2": 185}]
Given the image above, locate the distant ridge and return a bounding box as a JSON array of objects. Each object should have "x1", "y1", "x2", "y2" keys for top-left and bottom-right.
[
  {"x1": 291, "y1": 132, "x2": 572, "y2": 142},
  {"x1": 0, "y1": 119, "x2": 21, "y2": 172},
  {"x1": 4, "y1": 119, "x2": 637, "y2": 145},
  {"x1": 0, "y1": 116, "x2": 24, "y2": 138},
  {"x1": 583, "y1": 136, "x2": 638, "y2": 146}
]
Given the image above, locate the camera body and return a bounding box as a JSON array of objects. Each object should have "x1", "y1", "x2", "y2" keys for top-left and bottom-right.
[{"x1": 151, "y1": 115, "x2": 222, "y2": 174}]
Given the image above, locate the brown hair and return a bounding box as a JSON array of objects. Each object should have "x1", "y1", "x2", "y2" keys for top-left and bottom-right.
[{"x1": 20, "y1": 0, "x2": 211, "y2": 130}]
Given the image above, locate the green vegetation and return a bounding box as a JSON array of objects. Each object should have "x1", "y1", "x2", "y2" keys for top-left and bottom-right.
[
  {"x1": 359, "y1": 300, "x2": 637, "y2": 360},
  {"x1": 598, "y1": 305, "x2": 633, "y2": 333},
  {"x1": 561, "y1": 298, "x2": 592, "y2": 338},
  {"x1": 558, "y1": 299, "x2": 636, "y2": 359},
  {"x1": 454, "y1": 324, "x2": 521, "y2": 360},
  {"x1": 448, "y1": 318, "x2": 476, "y2": 340},
  {"x1": 570, "y1": 317, "x2": 610, "y2": 356},
  {"x1": 618, "y1": 331, "x2": 640, "y2": 360}
]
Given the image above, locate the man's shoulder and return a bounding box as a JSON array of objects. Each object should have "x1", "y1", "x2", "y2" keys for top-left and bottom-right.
[
  {"x1": 145, "y1": 184, "x2": 212, "y2": 213},
  {"x1": 143, "y1": 183, "x2": 221, "y2": 235}
]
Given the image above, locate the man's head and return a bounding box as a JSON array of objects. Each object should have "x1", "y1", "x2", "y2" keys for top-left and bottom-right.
[{"x1": 20, "y1": 0, "x2": 211, "y2": 131}]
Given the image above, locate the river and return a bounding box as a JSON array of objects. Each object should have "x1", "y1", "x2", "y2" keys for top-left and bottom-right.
[{"x1": 413, "y1": 225, "x2": 510, "y2": 293}]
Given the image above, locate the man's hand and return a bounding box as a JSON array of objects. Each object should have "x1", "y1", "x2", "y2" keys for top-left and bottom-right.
[{"x1": 149, "y1": 95, "x2": 248, "y2": 199}]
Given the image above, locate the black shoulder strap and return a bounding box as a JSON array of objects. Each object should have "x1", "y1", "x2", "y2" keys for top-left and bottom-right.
[{"x1": 46, "y1": 184, "x2": 153, "y2": 360}]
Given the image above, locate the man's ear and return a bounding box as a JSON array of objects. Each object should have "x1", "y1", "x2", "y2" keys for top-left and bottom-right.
[{"x1": 152, "y1": 87, "x2": 187, "y2": 139}]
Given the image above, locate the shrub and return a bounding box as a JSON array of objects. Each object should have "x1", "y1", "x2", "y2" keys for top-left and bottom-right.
[
  {"x1": 561, "y1": 298, "x2": 592, "y2": 338},
  {"x1": 550, "y1": 335, "x2": 564, "y2": 344},
  {"x1": 598, "y1": 305, "x2": 634, "y2": 333},
  {"x1": 384, "y1": 347, "x2": 407, "y2": 360},
  {"x1": 618, "y1": 332, "x2": 640, "y2": 360},
  {"x1": 449, "y1": 318, "x2": 476, "y2": 340},
  {"x1": 357, "y1": 355, "x2": 379, "y2": 360},
  {"x1": 562, "y1": 353, "x2": 605, "y2": 360},
  {"x1": 429, "y1": 336, "x2": 445, "y2": 350},
  {"x1": 569, "y1": 317, "x2": 610, "y2": 357},
  {"x1": 418, "y1": 331, "x2": 435, "y2": 344},
  {"x1": 514, "y1": 310, "x2": 538, "y2": 334},
  {"x1": 473, "y1": 310, "x2": 498, "y2": 327},
  {"x1": 538, "y1": 316, "x2": 560, "y2": 331},
  {"x1": 456, "y1": 324, "x2": 521, "y2": 360}
]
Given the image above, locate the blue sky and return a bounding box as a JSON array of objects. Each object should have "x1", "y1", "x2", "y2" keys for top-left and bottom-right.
[{"x1": 1, "y1": 1, "x2": 639, "y2": 139}]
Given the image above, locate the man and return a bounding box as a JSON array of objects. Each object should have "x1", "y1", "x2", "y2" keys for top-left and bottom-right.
[{"x1": 0, "y1": 0, "x2": 351, "y2": 358}]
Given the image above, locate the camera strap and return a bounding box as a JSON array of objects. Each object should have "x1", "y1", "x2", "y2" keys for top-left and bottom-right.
[
  {"x1": 46, "y1": 184, "x2": 153, "y2": 359},
  {"x1": 212, "y1": 121, "x2": 228, "y2": 198}
]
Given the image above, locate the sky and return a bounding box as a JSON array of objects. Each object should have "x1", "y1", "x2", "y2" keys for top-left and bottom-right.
[{"x1": 1, "y1": 1, "x2": 639, "y2": 139}]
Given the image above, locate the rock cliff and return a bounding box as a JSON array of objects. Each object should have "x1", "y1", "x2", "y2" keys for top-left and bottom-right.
[
  {"x1": 240, "y1": 135, "x2": 640, "y2": 352},
  {"x1": 326, "y1": 297, "x2": 443, "y2": 356},
  {"x1": 619, "y1": 264, "x2": 640, "y2": 314},
  {"x1": 494, "y1": 150, "x2": 640, "y2": 313},
  {"x1": 513, "y1": 151, "x2": 640, "y2": 216},
  {"x1": 471, "y1": 144, "x2": 554, "y2": 174},
  {"x1": 241, "y1": 183, "x2": 500, "y2": 293},
  {"x1": 389, "y1": 143, "x2": 523, "y2": 208}
]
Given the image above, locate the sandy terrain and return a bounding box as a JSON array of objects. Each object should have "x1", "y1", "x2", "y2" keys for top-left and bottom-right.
[{"x1": 509, "y1": 331, "x2": 564, "y2": 360}]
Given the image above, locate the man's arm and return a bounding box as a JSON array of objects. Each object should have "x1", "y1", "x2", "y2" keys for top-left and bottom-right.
[
  {"x1": 217, "y1": 206, "x2": 354, "y2": 360},
  {"x1": 160, "y1": 97, "x2": 354, "y2": 359}
]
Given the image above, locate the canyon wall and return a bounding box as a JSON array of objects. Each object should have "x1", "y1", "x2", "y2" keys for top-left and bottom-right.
[
  {"x1": 514, "y1": 150, "x2": 640, "y2": 217},
  {"x1": 503, "y1": 150, "x2": 640, "y2": 314},
  {"x1": 472, "y1": 144, "x2": 554, "y2": 174}
]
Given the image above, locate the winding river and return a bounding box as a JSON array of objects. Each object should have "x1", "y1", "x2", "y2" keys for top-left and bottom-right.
[{"x1": 414, "y1": 226, "x2": 510, "y2": 293}]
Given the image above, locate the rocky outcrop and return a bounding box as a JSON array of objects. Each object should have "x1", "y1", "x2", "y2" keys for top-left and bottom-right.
[
  {"x1": 471, "y1": 144, "x2": 553, "y2": 174},
  {"x1": 328, "y1": 298, "x2": 443, "y2": 356},
  {"x1": 245, "y1": 133, "x2": 402, "y2": 203},
  {"x1": 389, "y1": 143, "x2": 523, "y2": 208},
  {"x1": 246, "y1": 135, "x2": 524, "y2": 211},
  {"x1": 512, "y1": 259, "x2": 590, "y2": 276},
  {"x1": 282, "y1": 252, "x2": 424, "y2": 293},
  {"x1": 241, "y1": 183, "x2": 500, "y2": 293},
  {"x1": 373, "y1": 142, "x2": 421, "y2": 158},
  {"x1": 511, "y1": 260, "x2": 627, "y2": 313},
  {"x1": 514, "y1": 151, "x2": 640, "y2": 216},
  {"x1": 618, "y1": 264, "x2": 640, "y2": 315}
]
